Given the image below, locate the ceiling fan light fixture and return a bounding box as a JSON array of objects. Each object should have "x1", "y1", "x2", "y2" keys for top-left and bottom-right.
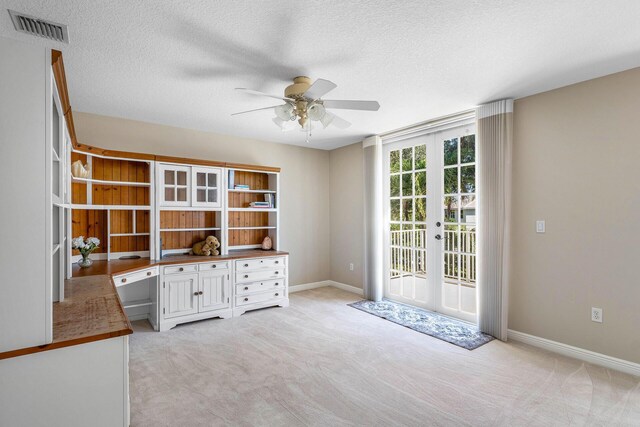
[
  {"x1": 274, "y1": 103, "x2": 295, "y2": 121},
  {"x1": 307, "y1": 103, "x2": 326, "y2": 121}
]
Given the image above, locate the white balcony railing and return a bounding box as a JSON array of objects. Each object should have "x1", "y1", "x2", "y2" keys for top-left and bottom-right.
[{"x1": 390, "y1": 228, "x2": 476, "y2": 285}]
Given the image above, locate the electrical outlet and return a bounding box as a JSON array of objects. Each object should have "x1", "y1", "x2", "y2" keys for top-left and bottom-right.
[
  {"x1": 591, "y1": 307, "x2": 603, "y2": 323},
  {"x1": 536, "y1": 220, "x2": 546, "y2": 233},
  {"x1": 349, "y1": 263, "x2": 354, "y2": 271}
]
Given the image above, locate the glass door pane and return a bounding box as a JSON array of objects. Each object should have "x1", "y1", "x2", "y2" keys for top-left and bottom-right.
[
  {"x1": 386, "y1": 139, "x2": 431, "y2": 309},
  {"x1": 439, "y1": 132, "x2": 477, "y2": 321}
]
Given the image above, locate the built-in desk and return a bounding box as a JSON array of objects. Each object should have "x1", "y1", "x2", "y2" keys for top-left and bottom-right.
[{"x1": 0, "y1": 275, "x2": 132, "y2": 360}]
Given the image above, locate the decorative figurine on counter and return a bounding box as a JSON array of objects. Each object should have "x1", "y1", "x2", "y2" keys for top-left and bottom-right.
[
  {"x1": 192, "y1": 236, "x2": 220, "y2": 256},
  {"x1": 261, "y1": 236, "x2": 272, "y2": 250}
]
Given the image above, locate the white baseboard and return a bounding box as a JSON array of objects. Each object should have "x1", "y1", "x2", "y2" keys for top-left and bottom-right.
[
  {"x1": 508, "y1": 329, "x2": 640, "y2": 377},
  {"x1": 289, "y1": 280, "x2": 364, "y2": 297},
  {"x1": 289, "y1": 281, "x2": 332, "y2": 293},
  {"x1": 325, "y1": 280, "x2": 364, "y2": 296}
]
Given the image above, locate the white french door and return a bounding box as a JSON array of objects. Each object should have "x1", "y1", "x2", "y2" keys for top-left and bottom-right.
[{"x1": 383, "y1": 121, "x2": 478, "y2": 322}]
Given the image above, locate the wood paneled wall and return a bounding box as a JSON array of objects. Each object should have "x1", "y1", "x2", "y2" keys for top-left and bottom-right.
[
  {"x1": 71, "y1": 210, "x2": 108, "y2": 254},
  {"x1": 71, "y1": 152, "x2": 87, "y2": 204},
  {"x1": 91, "y1": 158, "x2": 150, "y2": 206},
  {"x1": 228, "y1": 229, "x2": 269, "y2": 246},
  {"x1": 160, "y1": 211, "x2": 219, "y2": 250}
]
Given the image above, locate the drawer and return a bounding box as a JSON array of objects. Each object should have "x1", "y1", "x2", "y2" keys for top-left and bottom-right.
[
  {"x1": 114, "y1": 266, "x2": 159, "y2": 287},
  {"x1": 163, "y1": 264, "x2": 198, "y2": 275},
  {"x1": 198, "y1": 261, "x2": 229, "y2": 271},
  {"x1": 236, "y1": 279, "x2": 285, "y2": 295},
  {"x1": 235, "y1": 290, "x2": 284, "y2": 307},
  {"x1": 235, "y1": 257, "x2": 286, "y2": 272},
  {"x1": 235, "y1": 268, "x2": 286, "y2": 284}
]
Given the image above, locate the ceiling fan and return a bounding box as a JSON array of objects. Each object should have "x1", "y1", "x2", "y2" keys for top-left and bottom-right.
[{"x1": 232, "y1": 76, "x2": 380, "y2": 133}]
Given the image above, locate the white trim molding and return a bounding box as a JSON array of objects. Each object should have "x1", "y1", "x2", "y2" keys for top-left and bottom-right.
[
  {"x1": 508, "y1": 329, "x2": 640, "y2": 377},
  {"x1": 289, "y1": 280, "x2": 364, "y2": 297}
]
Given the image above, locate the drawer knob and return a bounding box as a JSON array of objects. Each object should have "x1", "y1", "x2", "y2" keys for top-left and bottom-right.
[
  {"x1": 179, "y1": 267, "x2": 184, "y2": 272},
  {"x1": 275, "y1": 283, "x2": 279, "y2": 286},
  {"x1": 244, "y1": 263, "x2": 248, "y2": 267},
  {"x1": 244, "y1": 297, "x2": 249, "y2": 302},
  {"x1": 244, "y1": 274, "x2": 248, "y2": 278},
  {"x1": 275, "y1": 261, "x2": 279, "y2": 264},
  {"x1": 275, "y1": 271, "x2": 279, "y2": 275},
  {"x1": 212, "y1": 264, "x2": 216, "y2": 268},
  {"x1": 275, "y1": 293, "x2": 279, "y2": 297},
  {"x1": 121, "y1": 278, "x2": 127, "y2": 283},
  {"x1": 260, "y1": 260, "x2": 263, "y2": 263},
  {"x1": 147, "y1": 271, "x2": 152, "y2": 276},
  {"x1": 244, "y1": 286, "x2": 248, "y2": 291}
]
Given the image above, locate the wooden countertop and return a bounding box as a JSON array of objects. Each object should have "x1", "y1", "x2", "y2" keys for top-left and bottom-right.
[
  {"x1": 0, "y1": 275, "x2": 132, "y2": 360},
  {"x1": 1, "y1": 249, "x2": 288, "y2": 360},
  {"x1": 72, "y1": 249, "x2": 290, "y2": 278}
]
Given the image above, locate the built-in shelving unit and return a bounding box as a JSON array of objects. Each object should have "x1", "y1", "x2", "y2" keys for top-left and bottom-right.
[
  {"x1": 226, "y1": 168, "x2": 279, "y2": 251},
  {"x1": 70, "y1": 149, "x2": 154, "y2": 261}
]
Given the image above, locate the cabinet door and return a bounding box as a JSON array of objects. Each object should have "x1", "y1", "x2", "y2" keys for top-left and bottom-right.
[
  {"x1": 160, "y1": 164, "x2": 191, "y2": 207},
  {"x1": 191, "y1": 167, "x2": 222, "y2": 208},
  {"x1": 198, "y1": 270, "x2": 229, "y2": 312},
  {"x1": 163, "y1": 273, "x2": 199, "y2": 318}
]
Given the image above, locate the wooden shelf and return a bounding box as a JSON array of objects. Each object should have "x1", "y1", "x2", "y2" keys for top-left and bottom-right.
[
  {"x1": 122, "y1": 299, "x2": 152, "y2": 309},
  {"x1": 228, "y1": 189, "x2": 276, "y2": 194},
  {"x1": 71, "y1": 177, "x2": 150, "y2": 187},
  {"x1": 71, "y1": 204, "x2": 151, "y2": 211},
  {"x1": 110, "y1": 233, "x2": 150, "y2": 237},
  {"x1": 228, "y1": 208, "x2": 277, "y2": 212},
  {"x1": 228, "y1": 226, "x2": 276, "y2": 230}
]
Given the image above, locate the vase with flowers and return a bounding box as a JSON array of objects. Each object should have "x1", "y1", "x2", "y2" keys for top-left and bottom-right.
[{"x1": 72, "y1": 236, "x2": 100, "y2": 268}]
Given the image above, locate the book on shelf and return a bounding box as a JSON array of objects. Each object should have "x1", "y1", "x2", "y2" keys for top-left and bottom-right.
[
  {"x1": 263, "y1": 193, "x2": 276, "y2": 208},
  {"x1": 234, "y1": 184, "x2": 250, "y2": 190},
  {"x1": 228, "y1": 170, "x2": 234, "y2": 189},
  {"x1": 249, "y1": 201, "x2": 270, "y2": 208}
]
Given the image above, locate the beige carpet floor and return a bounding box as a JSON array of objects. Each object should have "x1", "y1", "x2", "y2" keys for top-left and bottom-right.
[{"x1": 129, "y1": 287, "x2": 640, "y2": 426}]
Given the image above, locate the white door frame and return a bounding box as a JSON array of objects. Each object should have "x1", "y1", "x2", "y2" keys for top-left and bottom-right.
[{"x1": 382, "y1": 118, "x2": 477, "y2": 322}]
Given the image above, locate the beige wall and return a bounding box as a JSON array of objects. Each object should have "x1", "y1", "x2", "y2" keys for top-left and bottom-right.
[
  {"x1": 510, "y1": 67, "x2": 640, "y2": 363},
  {"x1": 74, "y1": 112, "x2": 331, "y2": 286},
  {"x1": 329, "y1": 142, "x2": 365, "y2": 289}
]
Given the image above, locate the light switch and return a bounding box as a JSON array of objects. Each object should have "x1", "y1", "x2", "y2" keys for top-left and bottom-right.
[{"x1": 536, "y1": 220, "x2": 545, "y2": 233}]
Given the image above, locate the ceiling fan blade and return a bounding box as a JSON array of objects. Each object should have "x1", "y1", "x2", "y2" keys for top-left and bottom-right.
[
  {"x1": 231, "y1": 105, "x2": 282, "y2": 116},
  {"x1": 325, "y1": 111, "x2": 351, "y2": 129},
  {"x1": 323, "y1": 100, "x2": 380, "y2": 111},
  {"x1": 235, "y1": 88, "x2": 289, "y2": 101},
  {"x1": 304, "y1": 78, "x2": 337, "y2": 100}
]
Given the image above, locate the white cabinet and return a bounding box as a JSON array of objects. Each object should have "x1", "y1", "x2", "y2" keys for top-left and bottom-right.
[
  {"x1": 159, "y1": 164, "x2": 222, "y2": 208},
  {"x1": 163, "y1": 273, "x2": 199, "y2": 318},
  {"x1": 199, "y1": 270, "x2": 229, "y2": 312},
  {"x1": 160, "y1": 164, "x2": 191, "y2": 206},
  {"x1": 192, "y1": 166, "x2": 222, "y2": 208},
  {"x1": 0, "y1": 38, "x2": 53, "y2": 352},
  {"x1": 233, "y1": 255, "x2": 289, "y2": 317},
  {"x1": 159, "y1": 262, "x2": 231, "y2": 330}
]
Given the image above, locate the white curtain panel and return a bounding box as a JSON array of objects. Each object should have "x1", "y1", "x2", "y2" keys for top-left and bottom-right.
[
  {"x1": 477, "y1": 100, "x2": 513, "y2": 341},
  {"x1": 363, "y1": 135, "x2": 384, "y2": 301}
]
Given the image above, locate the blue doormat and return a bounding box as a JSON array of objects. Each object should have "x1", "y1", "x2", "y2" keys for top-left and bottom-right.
[{"x1": 348, "y1": 299, "x2": 494, "y2": 350}]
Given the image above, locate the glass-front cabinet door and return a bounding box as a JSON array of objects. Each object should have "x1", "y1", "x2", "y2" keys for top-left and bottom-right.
[
  {"x1": 192, "y1": 167, "x2": 221, "y2": 208},
  {"x1": 160, "y1": 164, "x2": 191, "y2": 206}
]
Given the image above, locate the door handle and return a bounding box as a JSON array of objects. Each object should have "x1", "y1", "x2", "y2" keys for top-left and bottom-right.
[{"x1": 435, "y1": 234, "x2": 442, "y2": 240}]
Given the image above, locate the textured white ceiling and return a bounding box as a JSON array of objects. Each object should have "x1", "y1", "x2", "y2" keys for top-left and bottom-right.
[{"x1": 2, "y1": 0, "x2": 640, "y2": 150}]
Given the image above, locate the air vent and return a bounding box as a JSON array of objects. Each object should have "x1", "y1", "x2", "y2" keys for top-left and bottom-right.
[{"x1": 8, "y1": 10, "x2": 69, "y2": 43}]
